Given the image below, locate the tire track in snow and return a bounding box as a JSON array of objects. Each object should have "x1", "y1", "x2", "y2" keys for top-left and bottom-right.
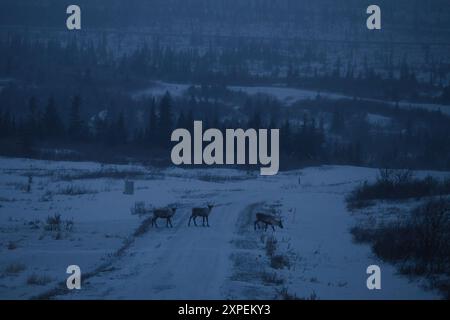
[
  {"x1": 32, "y1": 215, "x2": 156, "y2": 300},
  {"x1": 226, "y1": 202, "x2": 278, "y2": 299},
  {"x1": 54, "y1": 197, "x2": 250, "y2": 299}
]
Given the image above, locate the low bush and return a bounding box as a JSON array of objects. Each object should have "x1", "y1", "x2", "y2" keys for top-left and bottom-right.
[
  {"x1": 265, "y1": 236, "x2": 277, "y2": 257},
  {"x1": 347, "y1": 169, "x2": 450, "y2": 209},
  {"x1": 270, "y1": 254, "x2": 290, "y2": 270},
  {"x1": 7, "y1": 241, "x2": 18, "y2": 250},
  {"x1": 44, "y1": 214, "x2": 74, "y2": 239},
  {"x1": 53, "y1": 185, "x2": 97, "y2": 196},
  {"x1": 262, "y1": 272, "x2": 284, "y2": 285},
  {"x1": 351, "y1": 198, "x2": 450, "y2": 296},
  {"x1": 27, "y1": 273, "x2": 52, "y2": 286},
  {"x1": 276, "y1": 287, "x2": 300, "y2": 300},
  {"x1": 4, "y1": 263, "x2": 26, "y2": 275},
  {"x1": 59, "y1": 168, "x2": 145, "y2": 181}
]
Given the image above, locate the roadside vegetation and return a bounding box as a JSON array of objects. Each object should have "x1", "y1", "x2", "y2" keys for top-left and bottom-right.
[{"x1": 348, "y1": 169, "x2": 450, "y2": 299}]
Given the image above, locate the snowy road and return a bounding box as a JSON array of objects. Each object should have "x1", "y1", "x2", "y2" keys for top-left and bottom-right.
[
  {"x1": 61, "y1": 200, "x2": 247, "y2": 299},
  {"x1": 56, "y1": 195, "x2": 255, "y2": 299}
]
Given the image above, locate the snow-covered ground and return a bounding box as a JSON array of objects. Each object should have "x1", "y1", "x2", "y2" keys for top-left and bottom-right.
[
  {"x1": 0, "y1": 157, "x2": 445, "y2": 300},
  {"x1": 366, "y1": 113, "x2": 392, "y2": 127},
  {"x1": 131, "y1": 81, "x2": 191, "y2": 100},
  {"x1": 228, "y1": 85, "x2": 346, "y2": 106},
  {"x1": 228, "y1": 85, "x2": 450, "y2": 115},
  {"x1": 131, "y1": 81, "x2": 450, "y2": 115}
]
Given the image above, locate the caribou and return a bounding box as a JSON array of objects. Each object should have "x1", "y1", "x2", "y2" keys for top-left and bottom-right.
[
  {"x1": 188, "y1": 204, "x2": 214, "y2": 227},
  {"x1": 151, "y1": 207, "x2": 177, "y2": 228},
  {"x1": 254, "y1": 213, "x2": 283, "y2": 231}
]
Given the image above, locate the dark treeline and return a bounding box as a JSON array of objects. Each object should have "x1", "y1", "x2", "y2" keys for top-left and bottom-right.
[
  {"x1": 2, "y1": 86, "x2": 450, "y2": 171},
  {"x1": 1, "y1": 33, "x2": 450, "y2": 106},
  {"x1": 0, "y1": 90, "x2": 321, "y2": 166},
  {"x1": 303, "y1": 98, "x2": 450, "y2": 170},
  {"x1": 1, "y1": 17, "x2": 450, "y2": 170}
]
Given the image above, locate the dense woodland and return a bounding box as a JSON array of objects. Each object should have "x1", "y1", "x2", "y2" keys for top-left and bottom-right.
[
  {"x1": 1, "y1": 84, "x2": 450, "y2": 170},
  {"x1": 1, "y1": 1, "x2": 450, "y2": 170}
]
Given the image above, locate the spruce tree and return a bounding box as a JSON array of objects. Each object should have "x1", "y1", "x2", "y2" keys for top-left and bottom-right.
[
  {"x1": 25, "y1": 96, "x2": 39, "y2": 138},
  {"x1": 43, "y1": 97, "x2": 64, "y2": 138},
  {"x1": 68, "y1": 95, "x2": 83, "y2": 141},
  {"x1": 158, "y1": 92, "x2": 173, "y2": 148},
  {"x1": 115, "y1": 111, "x2": 127, "y2": 145},
  {"x1": 147, "y1": 98, "x2": 158, "y2": 146}
]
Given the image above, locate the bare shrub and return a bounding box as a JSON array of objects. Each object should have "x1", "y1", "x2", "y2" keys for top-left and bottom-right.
[
  {"x1": 197, "y1": 174, "x2": 253, "y2": 183},
  {"x1": 53, "y1": 185, "x2": 97, "y2": 196},
  {"x1": 347, "y1": 173, "x2": 450, "y2": 209},
  {"x1": 27, "y1": 273, "x2": 52, "y2": 286},
  {"x1": 378, "y1": 168, "x2": 395, "y2": 183},
  {"x1": 276, "y1": 287, "x2": 300, "y2": 300},
  {"x1": 393, "y1": 169, "x2": 414, "y2": 185},
  {"x1": 4, "y1": 263, "x2": 26, "y2": 275},
  {"x1": 368, "y1": 199, "x2": 450, "y2": 275},
  {"x1": 270, "y1": 254, "x2": 290, "y2": 270},
  {"x1": 45, "y1": 214, "x2": 62, "y2": 231},
  {"x1": 59, "y1": 168, "x2": 145, "y2": 181},
  {"x1": 351, "y1": 198, "x2": 450, "y2": 297},
  {"x1": 7, "y1": 241, "x2": 18, "y2": 250},
  {"x1": 408, "y1": 198, "x2": 450, "y2": 274},
  {"x1": 265, "y1": 236, "x2": 277, "y2": 257},
  {"x1": 43, "y1": 214, "x2": 74, "y2": 239},
  {"x1": 261, "y1": 271, "x2": 284, "y2": 285}
]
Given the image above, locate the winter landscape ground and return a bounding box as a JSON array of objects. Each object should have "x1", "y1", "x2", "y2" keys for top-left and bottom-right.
[
  {"x1": 1, "y1": 0, "x2": 450, "y2": 302},
  {"x1": 0, "y1": 157, "x2": 445, "y2": 300}
]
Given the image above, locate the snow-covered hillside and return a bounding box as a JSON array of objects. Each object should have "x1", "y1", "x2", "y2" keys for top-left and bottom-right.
[{"x1": 0, "y1": 157, "x2": 444, "y2": 299}]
